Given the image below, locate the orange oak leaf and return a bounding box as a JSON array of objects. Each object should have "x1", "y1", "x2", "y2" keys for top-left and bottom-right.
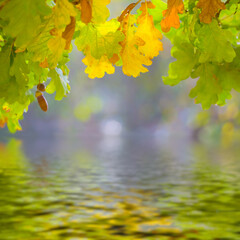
[
  {"x1": 39, "y1": 58, "x2": 49, "y2": 68},
  {"x1": 80, "y1": 0, "x2": 92, "y2": 24},
  {"x1": 197, "y1": 0, "x2": 226, "y2": 24},
  {"x1": 109, "y1": 53, "x2": 120, "y2": 64},
  {"x1": 118, "y1": 0, "x2": 141, "y2": 22},
  {"x1": 161, "y1": 0, "x2": 184, "y2": 33},
  {"x1": 62, "y1": 16, "x2": 76, "y2": 49},
  {"x1": 2, "y1": 105, "x2": 10, "y2": 113},
  {"x1": 0, "y1": 117, "x2": 7, "y2": 128}
]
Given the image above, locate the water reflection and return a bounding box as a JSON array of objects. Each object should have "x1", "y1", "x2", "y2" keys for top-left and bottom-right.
[{"x1": 0, "y1": 137, "x2": 239, "y2": 240}]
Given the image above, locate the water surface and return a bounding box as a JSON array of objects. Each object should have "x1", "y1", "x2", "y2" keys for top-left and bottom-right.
[{"x1": 0, "y1": 135, "x2": 239, "y2": 240}]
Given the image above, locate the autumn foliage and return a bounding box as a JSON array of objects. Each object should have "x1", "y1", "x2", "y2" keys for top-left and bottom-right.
[{"x1": 0, "y1": 0, "x2": 239, "y2": 132}]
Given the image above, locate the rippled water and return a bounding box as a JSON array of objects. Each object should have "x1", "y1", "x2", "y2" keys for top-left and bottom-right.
[{"x1": 0, "y1": 136, "x2": 240, "y2": 240}]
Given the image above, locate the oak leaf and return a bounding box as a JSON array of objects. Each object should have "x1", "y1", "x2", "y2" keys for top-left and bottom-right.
[
  {"x1": 47, "y1": 33, "x2": 66, "y2": 68},
  {"x1": 46, "y1": 0, "x2": 76, "y2": 67},
  {"x1": 80, "y1": 0, "x2": 92, "y2": 24},
  {"x1": 53, "y1": 0, "x2": 76, "y2": 30},
  {"x1": 0, "y1": 44, "x2": 12, "y2": 84},
  {"x1": 62, "y1": 16, "x2": 76, "y2": 50},
  {"x1": 28, "y1": 0, "x2": 76, "y2": 68},
  {"x1": 196, "y1": 20, "x2": 236, "y2": 63},
  {"x1": 197, "y1": 0, "x2": 225, "y2": 24},
  {"x1": 136, "y1": 2, "x2": 163, "y2": 59},
  {"x1": 91, "y1": 0, "x2": 110, "y2": 23},
  {"x1": 47, "y1": 68, "x2": 70, "y2": 101},
  {"x1": 76, "y1": 0, "x2": 110, "y2": 23},
  {"x1": 190, "y1": 63, "x2": 221, "y2": 109},
  {"x1": 75, "y1": 19, "x2": 124, "y2": 59},
  {"x1": 163, "y1": 32, "x2": 199, "y2": 86},
  {"x1": 161, "y1": 0, "x2": 184, "y2": 33},
  {"x1": 118, "y1": 0, "x2": 141, "y2": 22},
  {"x1": 27, "y1": 18, "x2": 54, "y2": 64},
  {"x1": 82, "y1": 48, "x2": 115, "y2": 79},
  {"x1": 0, "y1": 117, "x2": 7, "y2": 128},
  {"x1": 189, "y1": 62, "x2": 240, "y2": 109},
  {"x1": 0, "y1": 0, "x2": 51, "y2": 48},
  {"x1": 120, "y1": 14, "x2": 152, "y2": 77}
]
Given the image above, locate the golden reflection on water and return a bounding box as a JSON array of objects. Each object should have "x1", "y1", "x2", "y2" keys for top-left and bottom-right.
[{"x1": 0, "y1": 138, "x2": 240, "y2": 240}]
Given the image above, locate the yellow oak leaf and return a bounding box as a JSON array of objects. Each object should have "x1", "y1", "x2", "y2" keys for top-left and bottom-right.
[
  {"x1": 53, "y1": 0, "x2": 76, "y2": 30},
  {"x1": 120, "y1": 14, "x2": 152, "y2": 77},
  {"x1": 46, "y1": 0, "x2": 76, "y2": 67},
  {"x1": 161, "y1": 0, "x2": 184, "y2": 33},
  {"x1": 82, "y1": 48, "x2": 115, "y2": 79},
  {"x1": 92, "y1": 0, "x2": 110, "y2": 23},
  {"x1": 136, "y1": 2, "x2": 163, "y2": 59},
  {"x1": 31, "y1": 0, "x2": 76, "y2": 68},
  {"x1": 47, "y1": 33, "x2": 66, "y2": 68},
  {"x1": 197, "y1": 0, "x2": 226, "y2": 24},
  {"x1": 2, "y1": 105, "x2": 10, "y2": 113}
]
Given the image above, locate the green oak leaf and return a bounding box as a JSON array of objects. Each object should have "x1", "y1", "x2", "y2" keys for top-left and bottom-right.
[
  {"x1": 27, "y1": 61, "x2": 49, "y2": 89},
  {"x1": 0, "y1": 0, "x2": 51, "y2": 48},
  {"x1": 190, "y1": 63, "x2": 222, "y2": 109},
  {"x1": 195, "y1": 20, "x2": 236, "y2": 63},
  {"x1": 0, "y1": 43, "x2": 12, "y2": 84},
  {"x1": 231, "y1": 47, "x2": 240, "y2": 68},
  {"x1": 27, "y1": 17, "x2": 54, "y2": 64},
  {"x1": 220, "y1": 4, "x2": 240, "y2": 29},
  {"x1": 225, "y1": 0, "x2": 239, "y2": 9},
  {"x1": 217, "y1": 90, "x2": 232, "y2": 106},
  {"x1": 163, "y1": 32, "x2": 199, "y2": 86},
  {"x1": 189, "y1": 62, "x2": 240, "y2": 109},
  {"x1": 7, "y1": 118, "x2": 22, "y2": 133},
  {"x1": 187, "y1": 0, "x2": 197, "y2": 14},
  {"x1": 217, "y1": 64, "x2": 240, "y2": 93},
  {"x1": 10, "y1": 53, "x2": 30, "y2": 84},
  {"x1": 149, "y1": 0, "x2": 166, "y2": 27},
  {"x1": 75, "y1": 19, "x2": 124, "y2": 59},
  {"x1": 47, "y1": 68, "x2": 70, "y2": 101}
]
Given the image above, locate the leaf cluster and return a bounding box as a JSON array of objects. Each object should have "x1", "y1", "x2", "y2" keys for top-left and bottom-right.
[
  {"x1": 0, "y1": 0, "x2": 239, "y2": 132},
  {"x1": 156, "y1": 0, "x2": 240, "y2": 109}
]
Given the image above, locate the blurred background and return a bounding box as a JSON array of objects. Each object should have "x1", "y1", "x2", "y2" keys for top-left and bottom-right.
[{"x1": 1, "y1": 1, "x2": 240, "y2": 239}]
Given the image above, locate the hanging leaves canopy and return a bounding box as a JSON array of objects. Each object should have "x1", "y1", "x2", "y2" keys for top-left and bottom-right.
[{"x1": 0, "y1": 0, "x2": 239, "y2": 132}]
